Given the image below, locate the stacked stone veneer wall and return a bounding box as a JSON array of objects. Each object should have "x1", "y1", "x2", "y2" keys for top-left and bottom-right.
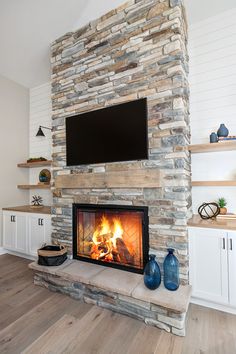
[
  {"x1": 33, "y1": 270, "x2": 187, "y2": 336},
  {"x1": 51, "y1": 0, "x2": 191, "y2": 283}
]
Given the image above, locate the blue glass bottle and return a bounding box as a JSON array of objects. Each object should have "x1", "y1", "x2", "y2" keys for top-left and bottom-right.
[
  {"x1": 163, "y1": 249, "x2": 179, "y2": 291},
  {"x1": 144, "y1": 254, "x2": 161, "y2": 290}
]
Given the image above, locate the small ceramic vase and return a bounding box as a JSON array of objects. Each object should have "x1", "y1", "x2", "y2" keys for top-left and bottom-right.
[
  {"x1": 217, "y1": 124, "x2": 229, "y2": 137},
  {"x1": 210, "y1": 132, "x2": 218, "y2": 143}
]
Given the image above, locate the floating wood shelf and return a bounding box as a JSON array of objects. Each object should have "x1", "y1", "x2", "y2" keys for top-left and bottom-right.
[
  {"x1": 188, "y1": 215, "x2": 236, "y2": 231},
  {"x1": 176, "y1": 141, "x2": 236, "y2": 154},
  {"x1": 191, "y1": 181, "x2": 236, "y2": 187},
  {"x1": 17, "y1": 160, "x2": 52, "y2": 168},
  {"x1": 17, "y1": 184, "x2": 51, "y2": 190}
]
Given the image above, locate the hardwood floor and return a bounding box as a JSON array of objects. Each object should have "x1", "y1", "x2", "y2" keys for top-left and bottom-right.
[{"x1": 0, "y1": 254, "x2": 235, "y2": 354}]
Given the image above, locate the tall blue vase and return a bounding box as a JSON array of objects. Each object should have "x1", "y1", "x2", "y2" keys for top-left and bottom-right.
[
  {"x1": 163, "y1": 249, "x2": 179, "y2": 291},
  {"x1": 144, "y1": 254, "x2": 161, "y2": 290}
]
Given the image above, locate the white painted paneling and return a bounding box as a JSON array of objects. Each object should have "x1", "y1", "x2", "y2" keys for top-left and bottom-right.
[
  {"x1": 0, "y1": 74, "x2": 29, "y2": 245},
  {"x1": 29, "y1": 83, "x2": 52, "y2": 206},
  {"x1": 189, "y1": 8, "x2": 236, "y2": 213}
]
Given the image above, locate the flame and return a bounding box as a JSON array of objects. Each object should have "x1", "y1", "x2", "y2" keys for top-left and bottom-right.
[
  {"x1": 111, "y1": 218, "x2": 123, "y2": 247},
  {"x1": 100, "y1": 215, "x2": 111, "y2": 236},
  {"x1": 92, "y1": 215, "x2": 111, "y2": 245},
  {"x1": 91, "y1": 215, "x2": 124, "y2": 261}
]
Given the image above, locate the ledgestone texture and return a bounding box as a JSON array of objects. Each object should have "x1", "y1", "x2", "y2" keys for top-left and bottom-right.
[
  {"x1": 34, "y1": 271, "x2": 187, "y2": 336},
  {"x1": 51, "y1": 0, "x2": 191, "y2": 284}
]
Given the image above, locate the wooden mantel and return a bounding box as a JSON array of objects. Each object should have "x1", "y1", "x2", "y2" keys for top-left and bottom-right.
[{"x1": 55, "y1": 170, "x2": 162, "y2": 189}]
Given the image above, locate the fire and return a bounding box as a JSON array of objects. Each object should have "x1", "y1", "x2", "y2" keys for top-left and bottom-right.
[
  {"x1": 92, "y1": 215, "x2": 111, "y2": 245},
  {"x1": 91, "y1": 215, "x2": 134, "y2": 264},
  {"x1": 112, "y1": 218, "x2": 123, "y2": 246}
]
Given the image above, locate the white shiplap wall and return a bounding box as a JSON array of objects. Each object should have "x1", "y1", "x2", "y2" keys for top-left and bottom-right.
[
  {"x1": 29, "y1": 83, "x2": 52, "y2": 206},
  {"x1": 189, "y1": 8, "x2": 236, "y2": 213}
]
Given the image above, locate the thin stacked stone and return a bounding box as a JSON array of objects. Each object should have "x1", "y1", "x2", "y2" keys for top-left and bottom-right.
[{"x1": 51, "y1": 0, "x2": 191, "y2": 284}]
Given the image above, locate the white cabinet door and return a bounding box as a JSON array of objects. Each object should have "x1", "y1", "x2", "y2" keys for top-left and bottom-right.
[
  {"x1": 15, "y1": 214, "x2": 27, "y2": 253},
  {"x1": 228, "y1": 232, "x2": 236, "y2": 307},
  {"x1": 3, "y1": 212, "x2": 16, "y2": 250},
  {"x1": 28, "y1": 214, "x2": 51, "y2": 257},
  {"x1": 3, "y1": 212, "x2": 27, "y2": 253},
  {"x1": 189, "y1": 228, "x2": 228, "y2": 304}
]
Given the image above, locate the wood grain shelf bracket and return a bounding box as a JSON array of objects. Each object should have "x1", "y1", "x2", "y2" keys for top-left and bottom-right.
[
  {"x1": 55, "y1": 170, "x2": 162, "y2": 189},
  {"x1": 191, "y1": 181, "x2": 236, "y2": 187}
]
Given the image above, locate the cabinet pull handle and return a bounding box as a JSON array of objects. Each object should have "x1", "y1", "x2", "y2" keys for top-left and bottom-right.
[
  {"x1": 223, "y1": 238, "x2": 226, "y2": 250},
  {"x1": 38, "y1": 218, "x2": 40, "y2": 226},
  {"x1": 230, "y1": 238, "x2": 233, "y2": 251},
  {"x1": 41, "y1": 219, "x2": 44, "y2": 226},
  {"x1": 11, "y1": 216, "x2": 12, "y2": 222}
]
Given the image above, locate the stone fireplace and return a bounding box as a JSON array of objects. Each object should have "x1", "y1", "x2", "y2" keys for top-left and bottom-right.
[
  {"x1": 28, "y1": 0, "x2": 193, "y2": 336},
  {"x1": 29, "y1": 0, "x2": 192, "y2": 336},
  {"x1": 51, "y1": 0, "x2": 191, "y2": 284},
  {"x1": 73, "y1": 203, "x2": 149, "y2": 273}
]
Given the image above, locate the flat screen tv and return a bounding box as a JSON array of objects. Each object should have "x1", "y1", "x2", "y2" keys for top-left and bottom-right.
[{"x1": 66, "y1": 98, "x2": 148, "y2": 166}]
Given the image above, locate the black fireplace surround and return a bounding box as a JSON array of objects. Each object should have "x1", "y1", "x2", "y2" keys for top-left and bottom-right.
[{"x1": 73, "y1": 204, "x2": 149, "y2": 274}]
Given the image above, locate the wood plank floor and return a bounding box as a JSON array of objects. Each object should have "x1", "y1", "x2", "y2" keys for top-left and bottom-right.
[{"x1": 0, "y1": 255, "x2": 236, "y2": 354}]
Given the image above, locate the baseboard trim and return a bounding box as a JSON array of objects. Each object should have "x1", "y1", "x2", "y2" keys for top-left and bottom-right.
[
  {"x1": 0, "y1": 249, "x2": 36, "y2": 261},
  {"x1": 0, "y1": 247, "x2": 7, "y2": 255},
  {"x1": 191, "y1": 297, "x2": 236, "y2": 315}
]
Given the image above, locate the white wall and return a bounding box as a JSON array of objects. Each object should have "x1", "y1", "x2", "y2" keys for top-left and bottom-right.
[
  {"x1": 189, "y1": 8, "x2": 236, "y2": 213},
  {"x1": 0, "y1": 74, "x2": 29, "y2": 240},
  {"x1": 29, "y1": 83, "x2": 52, "y2": 206},
  {"x1": 73, "y1": 0, "x2": 126, "y2": 29}
]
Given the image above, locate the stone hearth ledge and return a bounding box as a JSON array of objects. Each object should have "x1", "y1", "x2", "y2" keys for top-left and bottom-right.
[{"x1": 29, "y1": 260, "x2": 191, "y2": 336}]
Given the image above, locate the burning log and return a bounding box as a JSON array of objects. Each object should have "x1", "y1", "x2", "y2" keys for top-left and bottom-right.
[
  {"x1": 116, "y1": 238, "x2": 134, "y2": 265},
  {"x1": 98, "y1": 242, "x2": 109, "y2": 254},
  {"x1": 112, "y1": 249, "x2": 121, "y2": 263},
  {"x1": 90, "y1": 216, "x2": 135, "y2": 265}
]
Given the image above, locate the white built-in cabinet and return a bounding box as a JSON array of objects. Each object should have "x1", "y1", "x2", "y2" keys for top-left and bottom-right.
[
  {"x1": 3, "y1": 211, "x2": 51, "y2": 257},
  {"x1": 189, "y1": 227, "x2": 236, "y2": 309},
  {"x1": 228, "y1": 231, "x2": 236, "y2": 307}
]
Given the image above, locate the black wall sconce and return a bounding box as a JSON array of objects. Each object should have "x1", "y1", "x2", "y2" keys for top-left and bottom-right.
[{"x1": 36, "y1": 125, "x2": 52, "y2": 137}]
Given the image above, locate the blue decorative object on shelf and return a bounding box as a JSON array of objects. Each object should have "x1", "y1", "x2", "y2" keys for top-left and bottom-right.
[
  {"x1": 39, "y1": 169, "x2": 51, "y2": 184},
  {"x1": 217, "y1": 123, "x2": 229, "y2": 138},
  {"x1": 144, "y1": 254, "x2": 161, "y2": 290},
  {"x1": 163, "y1": 249, "x2": 179, "y2": 291},
  {"x1": 210, "y1": 132, "x2": 218, "y2": 143}
]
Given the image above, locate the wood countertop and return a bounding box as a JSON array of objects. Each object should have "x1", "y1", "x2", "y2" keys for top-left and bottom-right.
[
  {"x1": 188, "y1": 215, "x2": 236, "y2": 231},
  {"x1": 2, "y1": 205, "x2": 51, "y2": 215}
]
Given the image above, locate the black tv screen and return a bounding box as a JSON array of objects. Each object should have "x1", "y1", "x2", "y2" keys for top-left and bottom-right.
[{"x1": 66, "y1": 98, "x2": 148, "y2": 166}]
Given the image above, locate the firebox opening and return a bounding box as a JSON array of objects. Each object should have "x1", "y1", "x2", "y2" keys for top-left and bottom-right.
[{"x1": 73, "y1": 204, "x2": 149, "y2": 274}]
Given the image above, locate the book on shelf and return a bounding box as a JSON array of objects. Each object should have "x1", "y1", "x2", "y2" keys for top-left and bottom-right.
[
  {"x1": 218, "y1": 136, "x2": 236, "y2": 142},
  {"x1": 217, "y1": 213, "x2": 236, "y2": 219}
]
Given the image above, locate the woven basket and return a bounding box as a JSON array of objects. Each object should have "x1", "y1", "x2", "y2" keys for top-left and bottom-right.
[{"x1": 38, "y1": 244, "x2": 67, "y2": 266}]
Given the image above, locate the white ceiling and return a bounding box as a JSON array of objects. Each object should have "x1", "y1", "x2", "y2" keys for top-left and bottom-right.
[{"x1": 0, "y1": 0, "x2": 235, "y2": 88}]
